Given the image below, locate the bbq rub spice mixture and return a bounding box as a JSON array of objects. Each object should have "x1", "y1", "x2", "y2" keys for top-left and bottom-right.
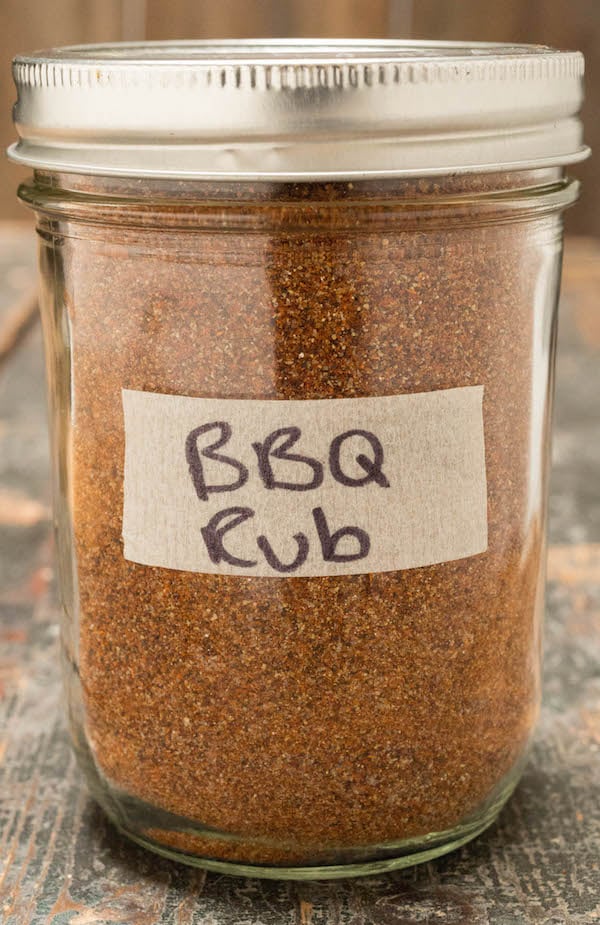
[
  {"x1": 11, "y1": 41, "x2": 587, "y2": 877},
  {"x1": 50, "y1": 171, "x2": 557, "y2": 866}
]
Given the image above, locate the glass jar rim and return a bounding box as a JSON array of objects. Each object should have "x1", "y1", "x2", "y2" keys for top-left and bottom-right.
[{"x1": 19, "y1": 170, "x2": 580, "y2": 237}]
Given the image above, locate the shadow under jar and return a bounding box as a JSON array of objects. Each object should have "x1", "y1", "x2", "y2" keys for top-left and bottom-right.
[{"x1": 9, "y1": 40, "x2": 589, "y2": 879}]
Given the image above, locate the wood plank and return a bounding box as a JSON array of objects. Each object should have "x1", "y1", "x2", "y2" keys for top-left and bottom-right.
[
  {"x1": 409, "y1": 1, "x2": 599, "y2": 237},
  {"x1": 145, "y1": 0, "x2": 393, "y2": 40},
  {"x1": 0, "y1": 288, "x2": 38, "y2": 372},
  {"x1": 1, "y1": 0, "x2": 125, "y2": 224},
  {"x1": 0, "y1": 222, "x2": 37, "y2": 372},
  {"x1": 145, "y1": 1, "x2": 288, "y2": 41},
  {"x1": 286, "y1": 0, "x2": 391, "y2": 38}
]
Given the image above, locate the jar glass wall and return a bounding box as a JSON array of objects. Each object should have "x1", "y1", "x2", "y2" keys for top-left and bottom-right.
[{"x1": 20, "y1": 168, "x2": 577, "y2": 878}]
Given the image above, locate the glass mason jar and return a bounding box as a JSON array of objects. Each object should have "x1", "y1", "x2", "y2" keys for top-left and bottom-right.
[{"x1": 9, "y1": 41, "x2": 588, "y2": 879}]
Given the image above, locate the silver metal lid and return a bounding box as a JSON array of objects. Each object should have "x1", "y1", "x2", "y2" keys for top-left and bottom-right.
[{"x1": 8, "y1": 40, "x2": 589, "y2": 180}]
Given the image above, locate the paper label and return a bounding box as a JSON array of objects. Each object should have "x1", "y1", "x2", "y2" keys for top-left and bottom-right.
[{"x1": 122, "y1": 387, "x2": 488, "y2": 578}]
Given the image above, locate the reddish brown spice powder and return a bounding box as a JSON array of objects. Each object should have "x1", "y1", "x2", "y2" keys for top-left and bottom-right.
[{"x1": 35, "y1": 169, "x2": 561, "y2": 867}]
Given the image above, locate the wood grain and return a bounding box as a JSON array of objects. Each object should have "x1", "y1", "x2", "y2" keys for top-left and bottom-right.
[
  {"x1": 408, "y1": 1, "x2": 599, "y2": 238},
  {"x1": 285, "y1": 1, "x2": 391, "y2": 38},
  {"x1": 0, "y1": 233, "x2": 599, "y2": 922},
  {"x1": 0, "y1": 0, "x2": 125, "y2": 223},
  {"x1": 145, "y1": 1, "x2": 287, "y2": 42},
  {"x1": 0, "y1": 287, "x2": 38, "y2": 371}
]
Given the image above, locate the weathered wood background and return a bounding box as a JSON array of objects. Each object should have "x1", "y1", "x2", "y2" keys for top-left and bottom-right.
[
  {"x1": 0, "y1": 226, "x2": 599, "y2": 922},
  {"x1": 1, "y1": 0, "x2": 599, "y2": 233}
]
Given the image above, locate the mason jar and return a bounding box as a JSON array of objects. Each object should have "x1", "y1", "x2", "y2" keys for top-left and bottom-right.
[{"x1": 9, "y1": 41, "x2": 588, "y2": 879}]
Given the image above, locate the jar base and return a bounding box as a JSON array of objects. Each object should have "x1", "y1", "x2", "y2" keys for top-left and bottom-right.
[
  {"x1": 75, "y1": 727, "x2": 522, "y2": 880},
  {"x1": 108, "y1": 805, "x2": 507, "y2": 880}
]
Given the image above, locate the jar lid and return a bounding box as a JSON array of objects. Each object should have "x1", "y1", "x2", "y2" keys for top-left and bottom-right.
[{"x1": 8, "y1": 40, "x2": 590, "y2": 180}]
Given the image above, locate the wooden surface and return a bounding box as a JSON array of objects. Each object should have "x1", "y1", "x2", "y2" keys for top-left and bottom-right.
[{"x1": 0, "y1": 228, "x2": 599, "y2": 923}]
